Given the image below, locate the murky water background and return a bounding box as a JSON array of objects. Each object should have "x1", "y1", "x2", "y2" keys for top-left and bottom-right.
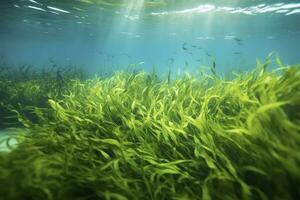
[{"x1": 0, "y1": 0, "x2": 300, "y2": 75}]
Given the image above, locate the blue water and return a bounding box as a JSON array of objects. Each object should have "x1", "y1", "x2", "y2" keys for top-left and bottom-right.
[{"x1": 1, "y1": 0, "x2": 300, "y2": 76}]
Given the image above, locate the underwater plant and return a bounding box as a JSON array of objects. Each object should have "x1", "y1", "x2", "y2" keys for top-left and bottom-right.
[
  {"x1": 0, "y1": 57, "x2": 299, "y2": 200},
  {"x1": 0, "y1": 64, "x2": 85, "y2": 128}
]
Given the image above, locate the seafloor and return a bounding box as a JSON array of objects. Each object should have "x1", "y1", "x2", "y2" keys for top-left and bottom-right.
[{"x1": 0, "y1": 57, "x2": 299, "y2": 200}]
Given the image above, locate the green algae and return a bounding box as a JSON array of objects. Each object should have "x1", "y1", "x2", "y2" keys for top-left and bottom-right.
[
  {"x1": 0, "y1": 65, "x2": 84, "y2": 128},
  {"x1": 0, "y1": 57, "x2": 299, "y2": 200}
]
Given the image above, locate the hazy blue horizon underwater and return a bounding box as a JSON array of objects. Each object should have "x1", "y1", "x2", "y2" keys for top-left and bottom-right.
[{"x1": 0, "y1": 0, "x2": 300, "y2": 76}]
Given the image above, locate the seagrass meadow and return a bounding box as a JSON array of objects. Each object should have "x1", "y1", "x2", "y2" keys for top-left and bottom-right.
[
  {"x1": 0, "y1": 65, "x2": 85, "y2": 128},
  {"x1": 0, "y1": 57, "x2": 299, "y2": 200}
]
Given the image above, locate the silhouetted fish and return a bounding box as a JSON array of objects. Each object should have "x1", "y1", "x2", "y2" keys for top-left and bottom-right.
[
  {"x1": 187, "y1": 51, "x2": 193, "y2": 56},
  {"x1": 168, "y1": 58, "x2": 175, "y2": 63},
  {"x1": 234, "y1": 37, "x2": 243, "y2": 42},
  {"x1": 205, "y1": 52, "x2": 212, "y2": 57},
  {"x1": 191, "y1": 45, "x2": 202, "y2": 50},
  {"x1": 211, "y1": 61, "x2": 217, "y2": 76},
  {"x1": 182, "y1": 42, "x2": 188, "y2": 50},
  {"x1": 233, "y1": 37, "x2": 243, "y2": 46}
]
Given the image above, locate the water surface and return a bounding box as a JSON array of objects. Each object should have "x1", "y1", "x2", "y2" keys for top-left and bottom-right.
[{"x1": 0, "y1": 0, "x2": 300, "y2": 75}]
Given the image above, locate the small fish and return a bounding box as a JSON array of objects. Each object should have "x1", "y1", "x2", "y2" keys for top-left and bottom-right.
[
  {"x1": 191, "y1": 45, "x2": 202, "y2": 50},
  {"x1": 233, "y1": 52, "x2": 241, "y2": 55},
  {"x1": 182, "y1": 42, "x2": 188, "y2": 50},
  {"x1": 211, "y1": 61, "x2": 217, "y2": 76},
  {"x1": 234, "y1": 37, "x2": 243, "y2": 42},
  {"x1": 233, "y1": 37, "x2": 243, "y2": 46},
  {"x1": 168, "y1": 58, "x2": 175, "y2": 63},
  {"x1": 187, "y1": 51, "x2": 193, "y2": 56},
  {"x1": 185, "y1": 61, "x2": 189, "y2": 66},
  {"x1": 205, "y1": 52, "x2": 212, "y2": 57}
]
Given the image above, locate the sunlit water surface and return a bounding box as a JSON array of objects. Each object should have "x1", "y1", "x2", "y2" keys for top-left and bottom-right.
[{"x1": 0, "y1": 0, "x2": 300, "y2": 75}]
